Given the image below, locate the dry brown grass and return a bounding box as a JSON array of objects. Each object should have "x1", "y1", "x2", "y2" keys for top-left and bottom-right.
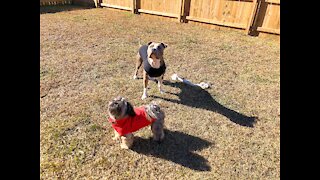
[{"x1": 40, "y1": 5, "x2": 280, "y2": 179}]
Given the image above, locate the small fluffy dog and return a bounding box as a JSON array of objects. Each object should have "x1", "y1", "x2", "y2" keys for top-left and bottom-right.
[
  {"x1": 133, "y1": 42, "x2": 167, "y2": 100},
  {"x1": 108, "y1": 96, "x2": 165, "y2": 149}
]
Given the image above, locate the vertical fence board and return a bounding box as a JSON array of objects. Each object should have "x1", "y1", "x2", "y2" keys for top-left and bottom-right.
[{"x1": 245, "y1": 0, "x2": 259, "y2": 34}]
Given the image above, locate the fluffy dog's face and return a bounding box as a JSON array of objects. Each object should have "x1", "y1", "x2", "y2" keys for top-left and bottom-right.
[
  {"x1": 147, "y1": 42, "x2": 167, "y2": 68},
  {"x1": 108, "y1": 97, "x2": 127, "y2": 121},
  {"x1": 108, "y1": 96, "x2": 136, "y2": 121}
]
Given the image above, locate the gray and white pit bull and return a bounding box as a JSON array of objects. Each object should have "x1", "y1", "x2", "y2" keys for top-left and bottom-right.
[{"x1": 133, "y1": 42, "x2": 168, "y2": 100}]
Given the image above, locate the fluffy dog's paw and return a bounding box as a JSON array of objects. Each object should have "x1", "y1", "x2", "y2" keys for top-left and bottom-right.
[
  {"x1": 120, "y1": 144, "x2": 130, "y2": 149},
  {"x1": 133, "y1": 75, "x2": 138, "y2": 80}
]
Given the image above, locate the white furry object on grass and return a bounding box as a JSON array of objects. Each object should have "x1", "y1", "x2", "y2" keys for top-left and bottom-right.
[{"x1": 171, "y1": 73, "x2": 211, "y2": 89}]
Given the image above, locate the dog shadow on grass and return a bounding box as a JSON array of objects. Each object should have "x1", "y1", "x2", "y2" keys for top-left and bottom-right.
[
  {"x1": 131, "y1": 129, "x2": 212, "y2": 171},
  {"x1": 150, "y1": 81, "x2": 257, "y2": 127}
]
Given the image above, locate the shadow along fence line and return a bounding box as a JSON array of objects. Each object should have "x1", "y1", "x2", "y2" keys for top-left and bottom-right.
[
  {"x1": 40, "y1": 0, "x2": 72, "y2": 6},
  {"x1": 40, "y1": 0, "x2": 280, "y2": 37}
]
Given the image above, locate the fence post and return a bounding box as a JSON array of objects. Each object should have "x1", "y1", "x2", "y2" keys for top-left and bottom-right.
[
  {"x1": 94, "y1": 0, "x2": 102, "y2": 8},
  {"x1": 245, "y1": 0, "x2": 260, "y2": 35},
  {"x1": 178, "y1": 0, "x2": 185, "y2": 22},
  {"x1": 132, "y1": 0, "x2": 136, "y2": 14}
]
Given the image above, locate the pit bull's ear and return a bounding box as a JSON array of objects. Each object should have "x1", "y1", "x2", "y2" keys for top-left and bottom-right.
[
  {"x1": 148, "y1": 42, "x2": 153, "y2": 45},
  {"x1": 161, "y1": 43, "x2": 167, "y2": 49}
]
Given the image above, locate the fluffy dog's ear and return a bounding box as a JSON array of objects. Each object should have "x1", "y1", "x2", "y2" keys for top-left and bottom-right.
[
  {"x1": 126, "y1": 102, "x2": 136, "y2": 117},
  {"x1": 161, "y1": 43, "x2": 167, "y2": 49},
  {"x1": 114, "y1": 96, "x2": 124, "y2": 101},
  {"x1": 148, "y1": 42, "x2": 153, "y2": 45}
]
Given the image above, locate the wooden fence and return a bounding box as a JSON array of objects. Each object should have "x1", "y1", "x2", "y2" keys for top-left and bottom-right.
[
  {"x1": 99, "y1": 0, "x2": 279, "y2": 36},
  {"x1": 40, "y1": 0, "x2": 280, "y2": 36}
]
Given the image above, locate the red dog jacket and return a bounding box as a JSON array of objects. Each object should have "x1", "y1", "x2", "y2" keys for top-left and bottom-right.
[{"x1": 109, "y1": 107, "x2": 156, "y2": 136}]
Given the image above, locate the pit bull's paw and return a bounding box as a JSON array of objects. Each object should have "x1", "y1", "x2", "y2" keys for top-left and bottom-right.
[
  {"x1": 141, "y1": 94, "x2": 148, "y2": 100},
  {"x1": 133, "y1": 75, "x2": 138, "y2": 80}
]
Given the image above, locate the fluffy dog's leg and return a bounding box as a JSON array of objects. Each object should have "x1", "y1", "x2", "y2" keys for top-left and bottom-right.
[
  {"x1": 151, "y1": 122, "x2": 165, "y2": 142},
  {"x1": 112, "y1": 130, "x2": 120, "y2": 141},
  {"x1": 133, "y1": 54, "x2": 142, "y2": 79},
  {"x1": 120, "y1": 133, "x2": 134, "y2": 149},
  {"x1": 142, "y1": 71, "x2": 148, "y2": 100}
]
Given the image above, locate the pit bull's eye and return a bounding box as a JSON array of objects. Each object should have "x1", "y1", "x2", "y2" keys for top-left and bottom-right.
[{"x1": 150, "y1": 45, "x2": 154, "y2": 48}]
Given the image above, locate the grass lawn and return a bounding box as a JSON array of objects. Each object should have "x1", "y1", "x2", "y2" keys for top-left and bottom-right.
[{"x1": 40, "y1": 5, "x2": 280, "y2": 179}]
